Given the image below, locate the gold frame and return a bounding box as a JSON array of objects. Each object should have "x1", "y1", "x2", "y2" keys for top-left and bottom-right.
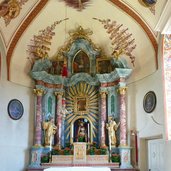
[
  {"x1": 72, "y1": 50, "x2": 90, "y2": 74},
  {"x1": 74, "y1": 96, "x2": 89, "y2": 115},
  {"x1": 96, "y1": 58, "x2": 112, "y2": 74}
]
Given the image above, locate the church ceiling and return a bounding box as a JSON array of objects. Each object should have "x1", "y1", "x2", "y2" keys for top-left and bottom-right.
[{"x1": 0, "y1": 0, "x2": 167, "y2": 87}]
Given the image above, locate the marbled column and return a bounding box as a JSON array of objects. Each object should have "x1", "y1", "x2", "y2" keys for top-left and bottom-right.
[
  {"x1": 54, "y1": 91, "x2": 63, "y2": 149},
  {"x1": 100, "y1": 91, "x2": 107, "y2": 146},
  {"x1": 33, "y1": 88, "x2": 45, "y2": 146},
  {"x1": 118, "y1": 87, "x2": 127, "y2": 146}
]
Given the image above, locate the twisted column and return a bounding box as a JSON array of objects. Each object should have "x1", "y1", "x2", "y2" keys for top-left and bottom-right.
[
  {"x1": 54, "y1": 91, "x2": 63, "y2": 149},
  {"x1": 33, "y1": 88, "x2": 45, "y2": 146},
  {"x1": 118, "y1": 87, "x2": 127, "y2": 146},
  {"x1": 100, "y1": 91, "x2": 107, "y2": 146}
]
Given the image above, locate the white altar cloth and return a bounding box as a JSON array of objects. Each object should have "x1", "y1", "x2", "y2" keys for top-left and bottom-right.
[{"x1": 44, "y1": 167, "x2": 111, "y2": 171}]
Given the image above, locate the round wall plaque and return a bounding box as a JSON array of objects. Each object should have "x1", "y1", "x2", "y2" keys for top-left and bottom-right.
[
  {"x1": 8, "y1": 99, "x2": 24, "y2": 120},
  {"x1": 143, "y1": 91, "x2": 156, "y2": 113}
]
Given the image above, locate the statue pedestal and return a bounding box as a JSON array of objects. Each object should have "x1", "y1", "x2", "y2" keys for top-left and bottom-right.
[
  {"x1": 119, "y1": 146, "x2": 133, "y2": 169},
  {"x1": 29, "y1": 146, "x2": 43, "y2": 168},
  {"x1": 73, "y1": 142, "x2": 87, "y2": 163}
]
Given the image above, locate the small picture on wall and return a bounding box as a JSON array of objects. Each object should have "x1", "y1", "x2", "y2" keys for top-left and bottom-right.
[
  {"x1": 7, "y1": 99, "x2": 24, "y2": 120},
  {"x1": 143, "y1": 91, "x2": 156, "y2": 113}
]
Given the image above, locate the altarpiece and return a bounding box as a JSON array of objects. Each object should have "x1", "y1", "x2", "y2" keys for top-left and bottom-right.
[{"x1": 28, "y1": 26, "x2": 133, "y2": 170}]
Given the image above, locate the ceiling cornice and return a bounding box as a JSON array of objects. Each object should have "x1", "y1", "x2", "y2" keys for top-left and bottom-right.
[{"x1": 6, "y1": 0, "x2": 48, "y2": 81}]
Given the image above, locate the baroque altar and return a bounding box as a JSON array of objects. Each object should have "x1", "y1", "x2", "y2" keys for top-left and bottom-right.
[{"x1": 28, "y1": 26, "x2": 133, "y2": 170}]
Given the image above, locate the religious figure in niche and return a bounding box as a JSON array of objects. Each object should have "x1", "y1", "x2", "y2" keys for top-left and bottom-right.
[
  {"x1": 106, "y1": 117, "x2": 120, "y2": 147},
  {"x1": 74, "y1": 119, "x2": 88, "y2": 142},
  {"x1": 43, "y1": 117, "x2": 57, "y2": 146},
  {"x1": 73, "y1": 51, "x2": 90, "y2": 73}
]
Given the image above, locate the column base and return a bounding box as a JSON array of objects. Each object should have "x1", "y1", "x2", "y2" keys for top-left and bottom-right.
[
  {"x1": 119, "y1": 146, "x2": 133, "y2": 169},
  {"x1": 29, "y1": 146, "x2": 43, "y2": 168}
]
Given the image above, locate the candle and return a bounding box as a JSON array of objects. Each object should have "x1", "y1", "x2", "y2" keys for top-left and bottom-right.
[
  {"x1": 72, "y1": 124, "x2": 74, "y2": 139},
  {"x1": 135, "y1": 133, "x2": 138, "y2": 165},
  {"x1": 88, "y1": 123, "x2": 89, "y2": 142}
]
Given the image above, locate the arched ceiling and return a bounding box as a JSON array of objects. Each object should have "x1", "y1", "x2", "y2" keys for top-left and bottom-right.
[{"x1": 0, "y1": 0, "x2": 167, "y2": 87}]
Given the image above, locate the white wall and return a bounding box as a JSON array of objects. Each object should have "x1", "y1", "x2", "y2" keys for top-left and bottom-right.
[
  {"x1": 0, "y1": 41, "x2": 34, "y2": 171},
  {"x1": 127, "y1": 35, "x2": 171, "y2": 171}
]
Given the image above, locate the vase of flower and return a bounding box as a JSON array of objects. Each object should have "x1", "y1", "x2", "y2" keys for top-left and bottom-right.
[
  {"x1": 111, "y1": 153, "x2": 120, "y2": 163},
  {"x1": 64, "y1": 147, "x2": 71, "y2": 155},
  {"x1": 100, "y1": 146, "x2": 108, "y2": 155},
  {"x1": 89, "y1": 147, "x2": 95, "y2": 155}
]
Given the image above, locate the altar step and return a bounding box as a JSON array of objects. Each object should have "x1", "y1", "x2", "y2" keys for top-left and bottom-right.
[
  {"x1": 27, "y1": 166, "x2": 139, "y2": 171},
  {"x1": 42, "y1": 163, "x2": 119, "y2": 168},
  {"x1": 28, "y1": 163, "x2": 139, "y2": 171}
]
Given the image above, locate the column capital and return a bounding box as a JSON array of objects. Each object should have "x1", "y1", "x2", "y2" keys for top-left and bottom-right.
[
  {"x1": 54, "y1": 91, "x2": 63, "y2": 96},
  {"x1": 118, "y1": 87, "x2": 127, "y2": 95},
  {"x1": 100, "y1": 90, "x2": 108, "y2": 95},
  {"x1": 33, "y1": 88, "x2": 45, "y2": 96}
]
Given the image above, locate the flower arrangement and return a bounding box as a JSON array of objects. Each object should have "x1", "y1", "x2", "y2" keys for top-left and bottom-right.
[
  {"x1": 41, "y1": 154, "x2": 49, "y2": 163},
  {"x1": 89, "y1": 146, "x2": 96, "y2": 155},
  {"x1": 111, "y1": 153, "x2": 120, "y2": 163},
  {"x1": 100, "y1": 145, "x2": 108, "y2": 155},
  {"x1": 51, "y1": 148, "x2": 59, "y2": 155},
  {"x1": 64, "y1": 147, "x2": 71, "y2": 155}
]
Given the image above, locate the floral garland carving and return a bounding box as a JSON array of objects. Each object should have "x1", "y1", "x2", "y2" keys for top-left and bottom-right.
[
  {"x1": 93, "y1": 18, "x2": 136, "y2": 66},
  {"x1": 27, "y1": 18, "x2": 69, "y2": 64}
]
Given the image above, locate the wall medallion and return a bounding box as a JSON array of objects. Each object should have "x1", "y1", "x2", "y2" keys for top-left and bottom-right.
[
  {"x1": 138, "y1": 0, "x2": 157, "y2": 15},
  {"x1": 8, "y1": 99, "x2": 24, "y2": 120},
  {"x1": 143, "y1": 91, "x2": 156, "y2": 113}
]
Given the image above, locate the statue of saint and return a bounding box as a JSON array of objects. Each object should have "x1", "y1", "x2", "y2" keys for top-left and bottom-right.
[
  {"x1": 43, "y1": 118, "x2": 57, "y2": 146},
  {"x1": 106, "y1": 117, "x2": 120, "y2": 147},
  {"x1": 60, "y1": 102, "x2": 71, "y2": 118},
  {"x1": 77, "y1": 120, "x2": 87, "y2": 142}
]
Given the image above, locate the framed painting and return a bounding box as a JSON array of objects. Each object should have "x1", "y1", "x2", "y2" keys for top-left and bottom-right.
[
  {"x1": 143, "y1": 91, "x2": 156, "y2": 113},
  {"x1": 8, "y1": 99, "x2": 24, "y2": 120},
  {"x1": 74, "y1": 97, "x2": 88, "y2": 115},
  {"x1": 96, "y1": 58, "x2": 112, "y2": 74},
  {"x1": 73, "y1": 50, "x2": 90, "y2": 74}
]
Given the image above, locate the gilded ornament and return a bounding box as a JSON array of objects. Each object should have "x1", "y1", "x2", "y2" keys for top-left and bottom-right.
[
  {"x1": 93, "y1": 18, "x2": 136, "y2": 66},
  {"x1": 0, "y1": 0, "x2": 28, "y2": 26},
  {"x1": 33, "y1": 88, "x2": 45, "y2": 96},
  {"x1": 118, "y1": 87, "x2": 127, "y2": 95}
]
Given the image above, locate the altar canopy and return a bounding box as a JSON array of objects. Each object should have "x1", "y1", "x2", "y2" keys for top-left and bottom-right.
[{"x1": 28, "y1": 26, "x2": 133, "y2": 170}]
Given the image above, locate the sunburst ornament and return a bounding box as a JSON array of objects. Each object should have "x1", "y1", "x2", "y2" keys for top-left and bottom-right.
[
  {"x1": 65, "y1": 82, "x2": 99, "y2": 140},
  {"x1": 61, "y1": 0, "x2": 91, "y2": 11}
]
